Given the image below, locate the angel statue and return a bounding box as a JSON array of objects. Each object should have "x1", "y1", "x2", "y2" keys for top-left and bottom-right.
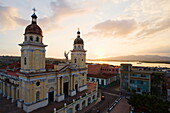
[{"x1": 64, "y1": 51, "x2": 69, "y2": 64}]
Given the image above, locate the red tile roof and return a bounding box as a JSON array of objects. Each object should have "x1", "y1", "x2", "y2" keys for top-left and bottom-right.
[
  {"x1": 6, "y1": 71, "x2": 20, "y2": 77},
  {"x1": 0, "y1": 62, "x2": 20, "y2": 70},
  {"x1": 0, "y1": 63, "x2": 20, "y2": 77},
  {"x1": 7, "y1": 63, "x2": 20, "y2": 69},
  {"x1": 0, "y1": 70, "x2": 20, "y2": 77}
]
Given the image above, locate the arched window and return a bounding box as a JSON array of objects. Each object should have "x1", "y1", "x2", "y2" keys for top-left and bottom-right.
[
  {"x1": 88, "y1": 97, "x2": 91, "y2": 105},
  {"x1": 92, "y1": 95, "x2": 95, "y2": 102},
  {"x1": 36, "y1": 91, "x2": 40, "y2": 102},
  {"x1": 25, "y1": 36, "x2": 27, "y2": 41},
  {"x1": 82, "y1": 100, "x2": 86, "y2": 108},
  {"x1": 74, "y1": 58, "x2": 77, "y2": 63},
  {"x1": 24, "y1": 57, "x2": 27, "y2": 65},
  {"x1": 75, "y1": 104, "x2": 80, "y2": 112},
  {"x1": 78, "y1": 45, "x2": 80, "y2": 49},
  {"x1": 30, "y1": 36, "x2": 33, "y2": 41},
  {"x1": 36, "y1": 37, "x2": 39, "y2": 42}
]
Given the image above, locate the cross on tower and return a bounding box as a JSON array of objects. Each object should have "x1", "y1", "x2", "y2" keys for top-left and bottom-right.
[{"x1": 33, "y1": 8, "x2": 36, "y2": 13}]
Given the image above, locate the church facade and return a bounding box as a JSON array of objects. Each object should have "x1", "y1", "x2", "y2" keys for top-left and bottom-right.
[{"x1": 0, "y1": 12, "x2": 97, "y2": 113}]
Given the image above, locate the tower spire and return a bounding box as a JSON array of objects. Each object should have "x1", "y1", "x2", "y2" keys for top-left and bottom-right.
[
  {"x1": 31, "y1": 8, "x2": 37, "y2": 24},
  {"x1": 33, "y1": 8, "x2": 36, "y2": 13},
  {"x1": 77, "y1": 28, "x2": 80, "y2": 38}
]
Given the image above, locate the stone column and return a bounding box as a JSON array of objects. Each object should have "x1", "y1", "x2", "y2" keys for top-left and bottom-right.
[
  {"x1": 70, "y1": 75, "x2": 72, "y2": 91},
  {"x1": 7, "y1": 84, "x2": 11, "y2": 99},
  {"x1": 16, "y1": 87, "x2": 19, "y2": 100},
  {"x1": 3, "y1": 82, "x2": 6, "y2": 96},
  {"x1": 85, "y1": 98, "x2": 88, "y2": 106},
  {"x1": 11, "y1": 85, "x2": 15, "y2": 102},
  {"x1": 57, "y1": 77, "x2": 60, "y2": 95},
  {"x1": 79, "y1": 101, "x2": 82, "y2": 110},
  {"x1": 60, "y1": 77, "x2": 63, "y2": 94},
  {"x1": 19, "y1": 80, "x2": 22, "y2": 100},
  {"x1": 104, "y1": 79, "x2": 106, "y2": 85},
  {"x1": 73, "y1": 75, "x2": 75, "y2": 90}
]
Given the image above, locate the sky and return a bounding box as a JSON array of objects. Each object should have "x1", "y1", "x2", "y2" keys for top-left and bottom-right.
[{"x1": 0, "y1": 0, "x2": 170, "y2": 59}]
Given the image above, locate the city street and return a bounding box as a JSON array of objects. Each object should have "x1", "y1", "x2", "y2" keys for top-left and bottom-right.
[{"x1": 84, "y1": 85, "x2": 121, "y2": 113}]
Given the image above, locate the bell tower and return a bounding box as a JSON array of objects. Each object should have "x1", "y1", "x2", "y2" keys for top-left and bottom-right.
[
  {"x1": 71, "y1": 29, "x2": 86, "y2": 68},
  {"x1": 19, "y1": 10, "x2": 47, "y2": 73}
]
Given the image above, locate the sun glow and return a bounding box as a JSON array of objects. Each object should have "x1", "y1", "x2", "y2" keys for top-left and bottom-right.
[{"x1": 93, "y1": 48, "x2": 106, "y2": 59}]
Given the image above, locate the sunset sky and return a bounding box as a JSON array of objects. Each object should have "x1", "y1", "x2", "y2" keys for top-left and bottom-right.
[{"x1": 0, "y1": 0, "x2": 170, "y2": 59}]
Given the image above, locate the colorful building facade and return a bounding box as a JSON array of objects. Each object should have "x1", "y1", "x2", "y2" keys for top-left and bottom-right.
[{"x1": 120, "y1": 64, "x2": 165, "y2": 94}]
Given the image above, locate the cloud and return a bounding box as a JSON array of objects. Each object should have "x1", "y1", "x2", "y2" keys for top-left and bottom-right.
[
  {"x1": 85, "y1": 16, "x2": 170, "y2": 39},
  {"x1": 0, "y1": 0, "x2": 86, "y2": 32},
  {"x1": 109, "y1": 0, "x2": 128, "y2": 4},
  {"x1": 0, "y1": 5, "x2": 18, "y2": 31},
  {"x1": 125, "y1": 0, "x2": 170, "y2": 17},
  {"x1": 85, "y1": 19, "x2": 137, "y2": 38},
  {"x1": 38, "y1": 0, "x2": 85, "y2": 32},
  {"x1": 85, "y1": 0, "x2": 170, "y2": 39},
  {"x1": 137, "y1": 17, "x2": 170, "y2": 37}
]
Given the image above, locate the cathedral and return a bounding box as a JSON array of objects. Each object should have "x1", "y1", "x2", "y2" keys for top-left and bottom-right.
[{"x1": 0, "y1": 11, "x2": 97, "y2": 113}]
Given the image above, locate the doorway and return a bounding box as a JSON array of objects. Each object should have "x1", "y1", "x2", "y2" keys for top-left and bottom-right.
[
  {"x1": 48, "y1": 87, "x2": 54, "y2": 103},
  {"x1": 48, "y1": 91, "x2": 54, "y2": 103},
  {"x1": 102, "y1": 79, "x2": 104, "y2": 85},
  {"x1": 75, "y1": 84, "x2": 78, "y2": 92},
  {"x1": 64, "y1": 82, "x2": 69, "y2": 97}
]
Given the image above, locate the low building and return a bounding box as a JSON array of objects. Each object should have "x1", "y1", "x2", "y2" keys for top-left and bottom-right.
[
  {"x1": 88, "y1": 64, "x2": 119, "y2": 75},
  {"x1": 120, "y1": 64, "x2": 166, "y2": 94},
  {"x1": 87, "y1": 64, "x2": 119, "y2": 87},
  {"x1": 87, "y1": 74, "x2": 117, "y2": 87}
]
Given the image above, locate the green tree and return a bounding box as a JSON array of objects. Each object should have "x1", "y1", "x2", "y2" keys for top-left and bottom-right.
[
  {"x1": 127, "y1": 94, "x2": 170, "y2": 113},
  {"x1": 151, "y1": 73, "x2": 165, "y2": 96}
]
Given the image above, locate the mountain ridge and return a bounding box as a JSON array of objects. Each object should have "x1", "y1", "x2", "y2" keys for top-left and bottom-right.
[{"x1": 89, "y1": 55, "x2": 170, "y2": 62}]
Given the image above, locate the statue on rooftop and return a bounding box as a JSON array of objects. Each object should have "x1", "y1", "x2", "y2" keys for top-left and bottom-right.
[{"x1": 64, "y1": 51, "x2": 69, "y2": 64}]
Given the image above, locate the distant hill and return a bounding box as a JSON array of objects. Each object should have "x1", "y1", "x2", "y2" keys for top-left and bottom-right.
[
  {"x1": 0, "y1": 56, "x2": 66, "y2": 67},
  {"x1": 89, "y1": 55, "x2": 170, "y2": 62}
]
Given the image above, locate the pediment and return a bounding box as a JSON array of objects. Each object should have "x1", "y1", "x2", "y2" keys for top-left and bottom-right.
[{"x1": 59, "y1": 65, "x2": 72, "y2": 72}]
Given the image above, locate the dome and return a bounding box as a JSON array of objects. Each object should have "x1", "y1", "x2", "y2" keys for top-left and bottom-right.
[
  {"x1": 24, "y1": 12, "x2": 43, "y2": 36},
  {"x1": 24, "y1": 24, "x2": 42, "y2": 36},
  {"x1": 74, "y1": 37, "x2": 84, "y2": 44},
  {"x1": 74, "y1": 29, "x2": 84, "y2": 44}
]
